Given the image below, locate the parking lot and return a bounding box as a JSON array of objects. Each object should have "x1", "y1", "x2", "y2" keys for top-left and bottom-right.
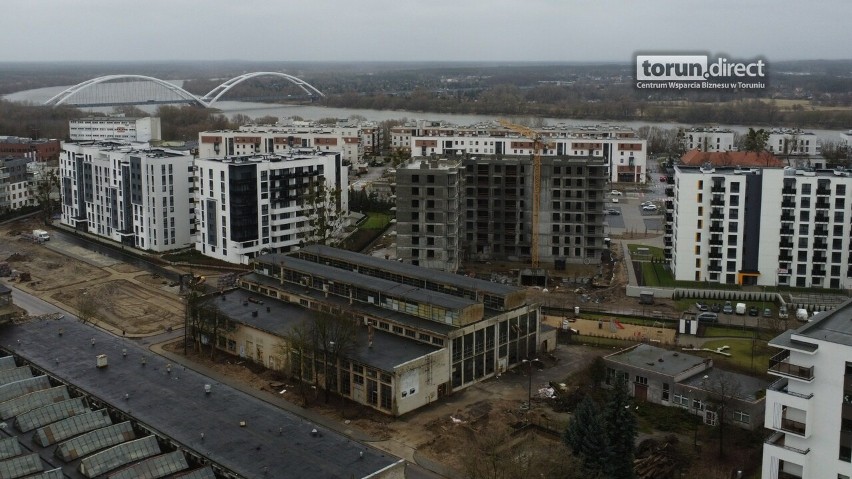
[{"x1": 604, "y1": 193, "x2": 665, "y2": 235}]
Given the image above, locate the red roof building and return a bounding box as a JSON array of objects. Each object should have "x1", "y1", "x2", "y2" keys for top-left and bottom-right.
[{"x1": 680, "y1": 149, "x2": 785, "y2": 168}]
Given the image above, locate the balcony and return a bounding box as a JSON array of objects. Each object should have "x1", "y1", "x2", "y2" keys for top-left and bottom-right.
[
  {"x1": 711, "y1": 184, "x2": 725, "y2": 193},
  {"x1": 816, "y1": 187, "x2": 831, "y2": 196},
  {"x1": 779, "y1": 239, "x2": 793, "y2": 249},
  {"x1": 782, "y1": 187, "x2": 797, "y2": 195},
  {"x1": 815, "y1": 214, "x2": 829, "y2": 223},
  {"x1": 769, "y1": 350, "x2": 814, "y2": 381},
  {"x1": 665, "y1": 187, "x2": 674, "y2": 197},
  {"x1": 814, "y1": 227, "x2": 828, "y2": 237},
  {"x1": 816, "y1": 200, "x2": 830, "y2": 209},
  {"x1": 710, "y1": 211, "x2": 724, "y2": 220},
  {"x1": 711, "y1": 197, "x2": 724, "y2": 206},
  {"x1": 768, "y1": 378, "x2": 814, "y2": 400},
  {"x1": 779, "y1": 254, "x2": 793, "y2": 262},
  {"x1": 778, "y1": 472, "x2": 803, "y2": 479},
  {"x1": 781, "y1": 199, "x2": 796, "y2": 208},
  {"x1": 812, "y1": 254, "x2": 827, "y2": 263},
  {"x1": 779, "y1": 417, "x2": 807, "y2": 436},
  {"x1": 780, "y1": 227, "x2": 794, "y2": 236},
  {"x1": 813, "y1": 241, "x2": 828, "y2": 250},
  {"x1": 764, "y1": 431, "x2": 811, "y2": 455},
  {"x1": 781, "y1": 213, "x2": 795, "y2": 221}
]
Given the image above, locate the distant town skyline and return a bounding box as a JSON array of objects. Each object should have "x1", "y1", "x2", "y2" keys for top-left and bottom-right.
[{"x1": 4, "y1": 0, "x2": 851, "y2": 64}]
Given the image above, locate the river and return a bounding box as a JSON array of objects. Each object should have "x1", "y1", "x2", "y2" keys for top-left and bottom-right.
[{"x1": 4, "y1": 85, "x2": 848, "y2": 141}]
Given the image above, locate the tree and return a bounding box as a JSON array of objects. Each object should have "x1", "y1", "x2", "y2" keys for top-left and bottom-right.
[
  {"x1": 283, "y1": 323, "x2": 317, "y2": 406},
  {"x1": 742, "y1": 128, "x2": 769, "y2": 153},
  {"x1": 300, "y1": 180, "x2": 343, "y2": 247},
  {"x1": 29, "y1": 166, "x2": 60, "y2": 225},
  {"x1": 601, "y1": 375, "x2": 637, "y2": 479},
  {"x1": 75, "y1": 289, "x2": 99, "y2": 325},
  {"x1": 702, "y1": 374, "x2": 743, "y2": 458},
  {"x1": 466, "y1": 425, "x2": 584, "y2": 479},
  {"x1": 564, "y1": 396, "x2": 610, "y2": 476}
]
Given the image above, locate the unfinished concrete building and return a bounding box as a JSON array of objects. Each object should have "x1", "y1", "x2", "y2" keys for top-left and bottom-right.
[
  {"x1": 395, "y1": 158, "x2": 464, "y2": 271},
  {"x1": 396, "y1": 155, "x2": 608, "y2": 270}
]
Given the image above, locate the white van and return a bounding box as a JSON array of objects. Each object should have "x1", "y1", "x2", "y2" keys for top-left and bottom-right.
[
  {"x1": 735, "y1": 303, "x2": 746, "y2": 315},
  {"x1": 796, "y1": 308, "x2": 809, "y2": 322}
]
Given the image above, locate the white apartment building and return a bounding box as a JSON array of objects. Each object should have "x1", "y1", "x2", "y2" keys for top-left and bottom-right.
[
  {"x1": 670, "y1": 160, "x2": 852, "y2": 289},
  {"x1": 397, "y1": 120, "x2": 647, "y2": 184},
  {"x1": 197, "y1": 123, "x2": 366, "y2": 165},
  {"x1": 761, "y1": 300, "x2": 852, "y2": 478},
  {"x1": 766, "y1": 129, "x2": 819, "y2": 157},
  {"x1": 683, "y1": 127, "x2": 735, "y2": 152},
  {"x1": 59, "y1": 142, "x2": 194, "y2": 251},
  {"x1": 194, "y1": 150, "x2": 348, "y2": 265},
  {"x1": 69, "y1": 117, "x2": 162, "y2": 143}
]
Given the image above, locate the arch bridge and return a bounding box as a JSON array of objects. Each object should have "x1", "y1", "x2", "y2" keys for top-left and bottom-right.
[{"x1": 43, "y1": 72, "x2": 325, "y2": 108}]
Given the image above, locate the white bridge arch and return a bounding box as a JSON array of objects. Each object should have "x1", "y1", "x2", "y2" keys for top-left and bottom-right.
[{"x1": 43, "y1": 72, "x2": 324, "y2": 108}]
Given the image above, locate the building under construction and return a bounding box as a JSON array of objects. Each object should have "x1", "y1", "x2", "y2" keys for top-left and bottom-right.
[{"x1": 396, "y1": 154, "x2": 609, "y2": 273}]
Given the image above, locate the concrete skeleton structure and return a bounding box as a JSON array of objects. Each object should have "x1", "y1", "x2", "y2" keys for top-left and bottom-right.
[
  {"x1": 667, "y1": 149, "x2": 852, "y2": 290},
  {"x1": 59, "y1": 142, "x2": 195, "y2": 252},
  {"x1": 193, "y1": 150, "x2": 348, "y2": 264},
  {"x1": 220, "y1": 245, "x2": 543, "y2": 416},
  {"x1": 69, "y1": 117, "x2": 162, "y2": 143},
  {"x1": 391, "y1": 119, "x2": 647, "y2": 185},
  {"x1": 604, "y1": 344, "x2": 767, "y2": 431},
  {"x1": 761, "y1": 298, "x2": 852, "y2": 479}
]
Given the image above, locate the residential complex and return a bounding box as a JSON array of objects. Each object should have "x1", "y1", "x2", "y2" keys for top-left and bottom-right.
[
  {"x1": 194, "y1": 150, "x2": 348, "y2": 264},
  {"x1": 391, "y1": 120, "x2": 647, "y2": 184},
  {"x1": 69, "y1": 117, "x2": 162, "y2": 143},
  {"x1": 396, "y1": 152, "x2": 609, "y2": 269},
  {"x1": 218, "y1": 245, "x2": 544, "y2": 416},
  {"x1": 766, "y1": 128, "x2": 819, "y2": 157},
  {"x1": 668, "y1": 152, "x2": 852, "y2": 289},
  {"x1": 197, "y1": 119, "x2": 382, "y2": 166},
  {"x1": 604, "y1": 344, "x2": 766, "y2": 431},
  {"x1": 682, "y1": 127, "x2": 735, "y2": 152},
  {"x1": 0, "y1": 156, "x2": 35, "y2": 212},
  {"x1": 761, "y1": 298, "x2": 852, "y2": 478},
  {"x1": 59, "y1": 142, "x2": 195, "y2": 252},
  {"x1": 0, "y1": 136, "x2": 61, "y2": 162}
]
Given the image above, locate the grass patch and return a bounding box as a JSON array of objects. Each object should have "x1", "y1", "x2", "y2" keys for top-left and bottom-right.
[
  {"x1": 361, "y1": 212, "x2": 390, "y2": 230},
  {"x1": 635, "y1": 400, "x2": 696, "y2": 434},
  {"x1": 161, "y1": 249, "x2": 239, "y2": 268},
  {"x1": 638, "y1": 262, "x2": 676, "y2": 287},
  {"x1": 339, "y1": 212, "x2": 391, "y2": 252},
  {"x1": 627, "y1": 243, "x2": 666, "y2": 258},
  {"x1": 692, "y1": 338, "x2": 772, "y2": 375}
]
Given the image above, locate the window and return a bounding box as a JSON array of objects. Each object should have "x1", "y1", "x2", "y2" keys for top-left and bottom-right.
[
  {"x1": 733, "y1": 410, "x2": 750, "y2": 425},
  {"x1": 635, "y1": 375, "x2": 648, "y2": 385},
  {"x1": 662, "y1": 383, "x2": 670, "y2": 401},
  {"x1": 672, "y1": 393, "x2": 689, "y2": 407},
  {"x1": 692, "y1": 398, "x2": 705, "y2": 411}
]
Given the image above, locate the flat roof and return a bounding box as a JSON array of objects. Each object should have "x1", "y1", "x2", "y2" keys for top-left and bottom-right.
[
  {"x1": 785, "y1": 297, "x2": 852, "y2": 347},
  {"x1": 679, "y1": 367, "x2": 768, "y2": 402},
  {"x1": 605, "y1": 344, "x2": 707, "y2": 377},
  {"x1": 295, "y1": 245, "x2": 522, "y2": 297},
  {"x1": 1, "y1": 318, "x2": 399, "y2": 478},
  {"x1": 216, "y1": 288, "x2": 439, "y2": 371}
]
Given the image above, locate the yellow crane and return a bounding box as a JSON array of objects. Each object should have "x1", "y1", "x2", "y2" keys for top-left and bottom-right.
[{"x1": 498, "y1": 119, "x2": 553, "y2": 269}]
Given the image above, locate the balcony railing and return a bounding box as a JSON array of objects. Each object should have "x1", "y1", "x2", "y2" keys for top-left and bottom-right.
[
  {"x1": 768, "y1": 378, "x2": 814, "y2": 400},
  {"x1": 780, "y1": 417, "x2": 807, "y2": 436},
  {"x1": 769, "y1": 350, "x2": 814, "y2": 381},
  {"x1": 765, "y1": 431, "x2": 811, "y2": 455}
]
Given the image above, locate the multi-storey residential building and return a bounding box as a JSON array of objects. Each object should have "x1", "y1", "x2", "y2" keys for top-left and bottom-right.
[
  {"x1": 669, "y1": 151, "x2": 852, "y2": 289},
  {"x1": 395, "y1": 158, "x2": 464, "y2": 271},
  {"x1": 69, "y1": 117, "x2": 162, "y2": 143},
  {"x1": 197, "y1": 122, "x2": 368, "y2": 165},
  {"x1": 222, "y1": 244, "x2": 540, "y2": 416},
  {"x1": 0, "y1": 136, "x2": 61, "y2": 163},
  {"x1": 682, "y1": 127, "x2": 735, "y2": 152},
  {"x1": 766, "y1": 128, "x2": 819, "y2": 157},
  {"x1": 193, "y1": 150, "x2": 348, "y2": 264},
  {"x1": 761, "y1": 299, "x2": 852, "y2": 478},
  {"x1": 399, "y1": 120, "x2": 647, "y2": 185},
  {"x1": 0, "y1": 157, "x2": 34, "y2": 211},
  {"x1": 396, "y1": 153, "x2": 608, "y2": 267},
  {"x1": 59, "y1": 142, "x2": 194, "y2": 251}
]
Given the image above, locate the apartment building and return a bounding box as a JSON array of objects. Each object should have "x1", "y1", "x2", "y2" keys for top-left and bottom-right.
[
  {"x1": 197, "y1": 120, "x2": 375, "y2": 165},
  {"x1": 682, "y1": 127, "x2": 735, "y2": 152},
  {"x1": 766, "y1": 128, "x2": 819, "y2": 157},
  {"x1": 395, "y1": 158, "x2": 464, "y2": 271},
  {"x1": 225, "y1": 244, "x2": 539, "y2": 416},
  {"x1": 761, "y1": 299, "x2": 852, "y2": 478},
  {"x1": 0, "y1": 136, "x2": 61, "y2": 163},
  {"x1": 69, "y1": 117, "x2": 162, "y2": 143},
  {"x1": 669, "y1": 151, "x2": 852, "y2": 289},
  {"x1": 194, "y1": 150, "x2": 348, "y2": 265},
  {"x1": 396, "y1": 153, "x2": 609, "y2": 267},
  {"x1": 394, "y1": 120, "x2": 647, "y2": 185},
  {"x1": 604, "y1": 344, "x2": 766, "y2": 431},
  {"x1": 0, "y1": 157, "x2": 34, "y2": 211},
  {"x1": 59, "y1": 142, "x2": 194, "y2": 251}
]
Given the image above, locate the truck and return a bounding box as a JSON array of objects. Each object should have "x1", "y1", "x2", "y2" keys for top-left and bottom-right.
[
  {"x1": 32, "y1": 229, "x2": 50, "y2": 241},
  {"x1": 735, "y1": 303, "x2": 746, "y2": 315}
]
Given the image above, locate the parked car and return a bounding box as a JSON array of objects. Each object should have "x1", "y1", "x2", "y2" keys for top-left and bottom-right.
[
  {"x1": 696, "y1": 312, "x2": 718, "y2": 323},
  {"x1": 779, "y1": 305, "x2": 788, "y2": 319},
  {"x1": 641, "y1": 201, "x2": 654, "y2": 207},
  {"x1": 642, "y1": 204, "x2": 658, "y2": 211},
  {"x1": 695, "y1": 302, "x2": 709, "y2": 312},
  {"x1": 735, "y1": 303, "x2": 746, "y2": 315},
  {"x1": 722, "y1": 301, "x2": 733, "y2": 314},
  {"x1": 610, "y1": 190, "x2": 623, "y2": 196},
  {"x1": 605, "y1": 208, "x2": 621, "y2": 215},
  {"x1": 748, "y1": 306, "x2": 759, "y2": 317},
  {"x1": 710, "y1": 303, "x2": 722, "y2": 313},
  {"x1": 763, "y1": 308, "x2": 772, "y2": 317},
  {"x1": 612, "y1": 198, "x2": 620, "y2": 203}
]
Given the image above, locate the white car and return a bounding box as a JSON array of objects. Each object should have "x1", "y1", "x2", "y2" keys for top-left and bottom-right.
[
  {"x1": 612, "y1": 198, "x2": 620, "y2": 203},
  {"x1": 642, "y1": 204, "x2": 658, "y2": 211},
  {"x1": 610, "y1": 190, "x2": 623, "y2": 196},
  {"x1": 640, "y1": 201, "x2": 654, "y2": 207}
]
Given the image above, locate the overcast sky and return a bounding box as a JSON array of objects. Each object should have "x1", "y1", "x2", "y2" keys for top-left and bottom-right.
[{"x1": 4, "y1": 0, "x2": 850, "y2": 63}]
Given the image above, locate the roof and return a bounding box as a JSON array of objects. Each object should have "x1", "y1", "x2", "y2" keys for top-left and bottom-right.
[
  {"x1": 779, "y1": 296, "x2": 852, "y2": 347},
  {"x1": 680, "y1": 149, "x2": 785, "y2": 168},
  {"x1": 604, "y1": 343, "x2": 707, "y2": 377},
  {"x1": 679, "y1": 367, "x2": 768, "y2": 402},
  {"x1": 215, "y1": 288, "x2": 439, "y2": 372},
  {"x1": 295, "y1": 245, "x2": 522, "y2": 297}
]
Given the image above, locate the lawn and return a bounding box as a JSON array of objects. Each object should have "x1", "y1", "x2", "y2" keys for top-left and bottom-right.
[
  {"x1": 638, "y1": 261, "x2": 676, "y2": 287},
  {"x1": 694, "y1": 338, "x2": 772, "y2": 374},
  {"x1": 339, "y1": 212, "x2": 392, "y2": 252},
  {"x1": 627, "y1": 243, "x2": 666, "y2": 259},
  {"x1": 360, "y1": 212, "x2": 391, "y2": 230}
]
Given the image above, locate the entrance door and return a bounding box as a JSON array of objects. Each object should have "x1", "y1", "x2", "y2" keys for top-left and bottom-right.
[{"x1": 634, "y1": 383, "x2": 648, "y2": 401}]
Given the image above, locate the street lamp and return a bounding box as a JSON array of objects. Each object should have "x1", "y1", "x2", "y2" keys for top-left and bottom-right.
[{"x1": 521, "y1": 358, "x2": 539, "y2": 411}]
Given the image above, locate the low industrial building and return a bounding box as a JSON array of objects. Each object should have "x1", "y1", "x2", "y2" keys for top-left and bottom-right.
[
  {"x1": 208, "y1": 245, "x2": 543, "y2": 416},
  {"x1": 69, "y1": 117, "x2": 162, "y2": 143},
  {"x1": 603, "y1": 344, "x2": 767, "y2": 431}
]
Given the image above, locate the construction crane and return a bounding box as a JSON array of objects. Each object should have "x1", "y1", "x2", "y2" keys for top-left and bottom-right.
[{"x1": 498, "y1": 119, "x2": 553, "y2": 269}]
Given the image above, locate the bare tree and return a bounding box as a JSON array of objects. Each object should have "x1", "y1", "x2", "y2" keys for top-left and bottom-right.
[
  {"x1": 75, "y1": 290, "x2": 99, "y2": 325},
  {"x1": 29, "y1": 167, "x2": 60, "y2": 225},
  {"x1": 300, "y1": 181, "x2": 343, "y2": 247},
  {"x1": 313, "y1": 313, "x2": 358, "y2": 403},
  {"x1": 462, "y1": 425, "x2": 585, "y2": 479},
  {"x1": 702, "y1": 374, "x2": 744, "y2": 458},
  {"x1": 283, "y1": 323, "x2": 317, "y2": 407}
]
